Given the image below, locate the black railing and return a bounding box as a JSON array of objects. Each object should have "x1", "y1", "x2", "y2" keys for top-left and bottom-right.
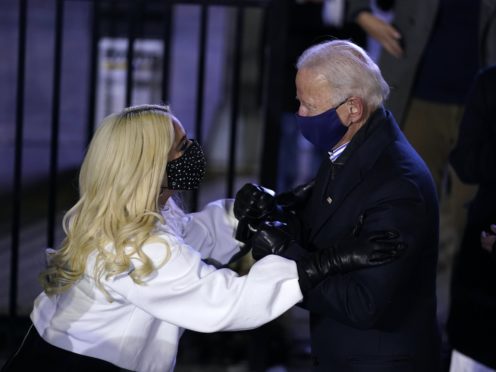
[
  {"x1": 47, "y1": 0, "x2": 64, "y2": 250},
  {"x1": 5, "y1": 0, "x2": 288, "y2": 317},
  {"x1": 10, "y1": 0, "x2": 28, "y2": 319}
]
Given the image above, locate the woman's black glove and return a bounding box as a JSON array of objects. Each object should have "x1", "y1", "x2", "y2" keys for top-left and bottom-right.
[
  {"x1": 233, "y1": 184, "x2": 277, "y2": 244},
  {"x1": 251, "y1": 221, "x2": 295, "y2": 260},
  {"x1": 234, "y1": 181, "x2": 315, "y2": 221},
  {"x1": 234, "y1": 183, "x2": 277, "y2": 221},
  {"x1": 233, "y1": 182, "x2": 313, "y2": 244}
]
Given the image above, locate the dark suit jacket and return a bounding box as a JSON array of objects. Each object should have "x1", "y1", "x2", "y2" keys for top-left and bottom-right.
[{"x1": 296, "y1": 108, "x2": 440, "y2": 371}]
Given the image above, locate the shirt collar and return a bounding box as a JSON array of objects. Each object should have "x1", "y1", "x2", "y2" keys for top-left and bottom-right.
[{"x1": 328, "y1": 142, "x2": 349, "y2": 162}]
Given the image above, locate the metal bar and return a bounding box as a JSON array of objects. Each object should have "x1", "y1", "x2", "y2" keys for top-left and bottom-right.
[
  {"x1": 160, "y1": 1, "x2": 173, "y2": 103},
  {"x1": 85, "y1": 0, "x2": 100, "y2": 145},
  {"x1": 125, "y1": 0, "x2": 140, "y2": 106},
  {"x1": 10, "y1": 0, "x2": 28, "y2": 318},
  {"x1": 259, "y1": 0, "x2": 288, "y2": 189},
  {"x1": 226, "y1": 6, "x2": 244, "y2": 198},
  {"x1": 194, "y1": 4, "x2": 207, "y2": 145},
  {"x1": 47, "y1": 0, "x2": 65, "y2": 248},
  {"x1": 191, "y1": 4, "x2": 208, "y2": 210},
  {"x1": 257, "y1": 6, "x2": 269, "y2": 107}
]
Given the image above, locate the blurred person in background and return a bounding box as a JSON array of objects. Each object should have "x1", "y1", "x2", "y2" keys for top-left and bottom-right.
[
  {"x1": 446, "y1": 65, "x2": 496, "y2": 372},
  {"x1": 349, "y1": 0, "x2": 496, "y2": 279},
  {"x1": 350, "y1": 4, "x2": 496, "y2": 366}
]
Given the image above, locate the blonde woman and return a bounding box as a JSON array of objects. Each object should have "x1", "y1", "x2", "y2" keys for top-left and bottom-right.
[{"x1": 2, "y1": 104, "x2": 403, "y2": 372}]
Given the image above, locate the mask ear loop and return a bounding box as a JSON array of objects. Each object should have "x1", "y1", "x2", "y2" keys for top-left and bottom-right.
[
  {"x1": 335, "y1": 97, "x2": 352, "y2": 126},
  {"x1": 334, "y1": 98, "x2": 349, "y2": 110}
]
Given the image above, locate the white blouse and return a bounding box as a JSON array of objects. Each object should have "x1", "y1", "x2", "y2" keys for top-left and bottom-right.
[{"x1": 30, "y1": 199, "x2": 303, "y2": 372}]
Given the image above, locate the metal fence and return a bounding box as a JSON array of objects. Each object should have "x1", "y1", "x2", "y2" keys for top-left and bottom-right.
[{"x1": 3, "y1": 0, "x2": 289, "y2": 318}]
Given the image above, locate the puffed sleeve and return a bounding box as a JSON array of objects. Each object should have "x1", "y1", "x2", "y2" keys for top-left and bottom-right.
[
  {"x1": 121, "y1": 235, "x2": 303, "y2": 332},
  {"x1": 160, "y1": 199, "x2": 242, "y2": 265},
  {"x1": 181, "y1": 199, "x2": 242, "y2": 264}
]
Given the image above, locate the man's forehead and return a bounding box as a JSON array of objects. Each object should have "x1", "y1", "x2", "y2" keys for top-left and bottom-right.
[{"x1": 298, "y1": 69, "x2": 328, "y2": 86}]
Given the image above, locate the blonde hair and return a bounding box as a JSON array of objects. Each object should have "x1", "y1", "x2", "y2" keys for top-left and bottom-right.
[
  {"x1": 41, "y1": 104, "x2": 176, "y2": 298},
  {"x1": 297, "y1": 39, "x2": 390, "y2": 109}
]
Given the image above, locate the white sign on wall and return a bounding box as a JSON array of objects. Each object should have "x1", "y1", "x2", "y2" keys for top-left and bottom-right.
[{"x1": 95, "y1": 37, "x2": 164, "y2": 126}]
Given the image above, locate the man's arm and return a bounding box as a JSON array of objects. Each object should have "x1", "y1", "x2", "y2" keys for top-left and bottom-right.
[{"x1": 180, "y1": 199, "x2": 243, "y2": 265}]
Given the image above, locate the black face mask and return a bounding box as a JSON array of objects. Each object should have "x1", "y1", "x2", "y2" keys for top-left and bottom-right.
[{"x1": 165, "y1": 139, "x2": 206, "y2": 190}]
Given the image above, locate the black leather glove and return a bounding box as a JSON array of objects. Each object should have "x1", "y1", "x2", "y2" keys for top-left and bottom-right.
[
  {"x1": 275, "y1": 180, "x2": 315, "y2": 209},
  {"x1": 250, "y1": 221, "x2": 295, "y2": 260},
  {"x1": 235, "y1": 218, "x2": 255, "y2": 244},
  {"x1": 234, "y1": 181, "x2": 315, "y2": 221},
  {"x1": 234, "y1": 183, "x2": 277, "y2": 221},
  {"x1": 297, "y1": 231, "x2": 406, "y2": 294},
  {"x1": 234, "y1": 182, "x2": 312, "y2": 244},
  {"x1": 234, "y1": 183, "x2": 277, "y2": 244}
]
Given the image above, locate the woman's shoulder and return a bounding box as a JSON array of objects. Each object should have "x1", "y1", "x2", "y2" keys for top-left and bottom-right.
[{"x1": 141, "y1": 230, "x2": 183, "y2": 260}]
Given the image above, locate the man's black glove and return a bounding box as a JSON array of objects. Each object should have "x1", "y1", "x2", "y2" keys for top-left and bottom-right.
[
  {"x1": 296, "y1": 231, "x2": 406, "y2": 294},
  {"x1": 249, "y1": 225, "x2": 405, "y2": 293},
  {"x1": 274, "y1": 180, "x2": 315, "y2": 209}
]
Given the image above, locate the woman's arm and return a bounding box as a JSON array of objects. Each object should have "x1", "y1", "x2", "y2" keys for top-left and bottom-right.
[
  {"x1": 163, "y1": 199, "x2": 243, "y2": 265},
  {"x1": 122, "y1": 238, "x2": 303, "y2": 333}
]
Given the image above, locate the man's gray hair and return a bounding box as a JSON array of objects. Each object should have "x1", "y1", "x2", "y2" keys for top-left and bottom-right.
[{"x1": 296, "y1": 40, "x2": 390, "y2": 109}]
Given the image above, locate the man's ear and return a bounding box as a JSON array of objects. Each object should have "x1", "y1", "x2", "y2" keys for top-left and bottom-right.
[{"x1": 346, "y1": 97, "x2": 365, "y2": 125}]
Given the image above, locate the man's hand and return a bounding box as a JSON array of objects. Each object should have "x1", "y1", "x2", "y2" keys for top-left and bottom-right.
[
  {"x1": 297, "y1": 231, "x2": 406, "y2": 294},
  {"x1": 275, "y1": 180, "x2": 315, "y2": 209}
]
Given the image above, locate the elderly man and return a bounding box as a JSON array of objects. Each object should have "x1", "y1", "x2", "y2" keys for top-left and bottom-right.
[{"x1": 234, "y1": 40, "x2": 441, "y2": 371}]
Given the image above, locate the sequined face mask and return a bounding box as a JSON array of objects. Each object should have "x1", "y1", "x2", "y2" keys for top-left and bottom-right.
[{"x1": 165, "y1": 139, "x2": 206, "y2": 190}]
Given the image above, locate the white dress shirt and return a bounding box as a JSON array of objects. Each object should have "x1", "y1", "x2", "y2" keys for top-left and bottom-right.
[{"x1": 31, "y1": 199, "x2": 303, "y2": 371}]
